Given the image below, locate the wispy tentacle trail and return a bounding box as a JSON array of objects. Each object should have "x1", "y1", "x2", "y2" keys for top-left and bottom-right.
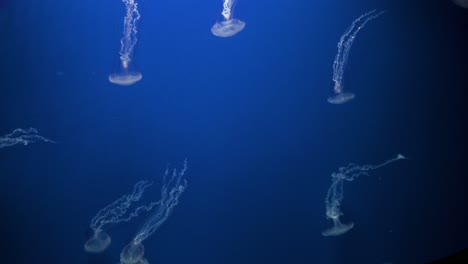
[
  {"x1": 0, "y1": 128, "x2": 55, "y2": 149},
  {"x1": 120, "y1": 160, "x2": 188, "y2": 264},
  {"x1": 328, "y1": 10, "x2": 385, "y2": 104},
  {"x1": 84, "y1": 179, "x2": 158, "y2": 253}
]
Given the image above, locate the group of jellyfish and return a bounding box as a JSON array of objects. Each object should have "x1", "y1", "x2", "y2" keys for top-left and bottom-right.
[
  {"x1": 106, "y1": 0, "x2": 389, "y2": 107},
  {"x1": 108, "y1": 0, "x2": 245, "y2": 86},
  {"x1": 10, "y1": 0, "x2": 468, "y2": 258},
  {"x1": 84, "y1": 160, "x2": 188, "y2": 264}
]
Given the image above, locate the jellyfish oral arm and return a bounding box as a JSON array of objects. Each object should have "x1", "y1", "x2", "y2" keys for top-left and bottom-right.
[
  {"x1": 329, "y1": 10, "x2": 385, "y2": 103},
  {"x1": 0, "y1": 128, "x2": 55, "y2": 149},
  {"x1": 221, "y1": 0, "x2": 235, "y2": 20},
  {"x1": 119, "y1": 0, "x2": 140, "y2": 64},
  {"x1": 90, "y1": 180, "x2": 155, "y2": 232},
  {"x1": 133, "y1": 163, "x2": 188, "y2": 244}
]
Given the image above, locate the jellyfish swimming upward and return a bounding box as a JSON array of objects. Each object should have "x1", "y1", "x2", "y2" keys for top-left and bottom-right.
[
  {"x1": 322, "y1": 154, "x2": 406, "y2": 237},
  {"x1": 328, "y1": 10, "x2": 385, "y2": 104},
  {"x1": 120, "y1": 161, "x2": 188, "y2": 264},
  {"x1": 211, "y1": 0, "x2": 245, "y2": 37},
  {"x1": 84, "y1": 180, "x2": 160, "y2": 253},
  {"x1": 109, "y1": 0, "x2": 142, "y2": 86},
  {"x1": 0, "y1": 128, "x2": 55, "y2": 149}
]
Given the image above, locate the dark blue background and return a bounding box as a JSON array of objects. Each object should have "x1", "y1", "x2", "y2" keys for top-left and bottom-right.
[{"x1": 1, "y1": 0, "x2": 467, "y2": 263}]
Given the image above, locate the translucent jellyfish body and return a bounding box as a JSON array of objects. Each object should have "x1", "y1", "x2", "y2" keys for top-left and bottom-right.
[
  {"x1": 120, "y1": 161, "x2": 188, "y2": 264},
  {"x1": 322, "y1": 154, "x2": 406, "y2": 237},
  {"x1": 211, "y1": 19, "x2": 245, "y2": 38},
  {"x1": 83, "y1": 230, "x2": 112, "y2": 253},
  {"x1": 120, "y1": 241, "x2": 146, "y2": 264},
  {"x1": 322, "y1": 217, "x2": 355, "y2": 237},
  {"x1": 328, "y1": 10, "x2": 385, "y2": 104},
  {"x1": 212, "y1": 0, "x2": 245, "y2": 37},
  {"x1": 327, "y1": 92, "x2": 355, "y2": 104},
  {"x1": 109, "y1": 60, "x2": 142, "y2": 86},
  {"x1": 109, "y1": 0, "x2": 142, "y2": 85}
]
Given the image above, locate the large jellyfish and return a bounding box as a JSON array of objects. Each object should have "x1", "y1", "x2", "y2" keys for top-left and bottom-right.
[
  {"x1": 84, "y1": 180, "x2": 160, "y2": 253},
  {"x1": 109, "y1": 0, "x2": 142, "y2": 86},
  {"x1": 322, "y1": 154, "x2": 407, "y2": 237},
  {"x1": 211, "y1": 0, "x2": 245, "y2": 37},
  {"x1": 328, "y1": 10, "x2": 385, "y2": 104},
  {"x1": 0, "y1": 128, "x2": 55, "y2": 149},
  {"x1": 120, "y1": 161, "x2": 188, "y2": 264}
]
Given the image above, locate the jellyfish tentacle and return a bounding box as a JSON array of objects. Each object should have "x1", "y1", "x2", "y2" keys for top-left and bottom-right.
[
  {"x1": 328, "y1": 10, "x2": 385, "y2": 104},
  {"x1": 120, "y1": 161, "x2": 188, "y2": 264},
  {"x1": 0, "y1": 128, "x2": 55, "y2": 149}
]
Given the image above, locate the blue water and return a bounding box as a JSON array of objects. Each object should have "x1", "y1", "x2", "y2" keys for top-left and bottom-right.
[{"x1": 1, "y1": 0, "x2": 468, "y2": 263}]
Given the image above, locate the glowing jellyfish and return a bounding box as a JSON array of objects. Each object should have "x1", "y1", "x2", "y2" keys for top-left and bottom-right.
[
  {"x1": 322, "y1": 154, "x2": 407, "y2": 237},
  {"x1": 84, "y1": 180, "x2": 160, "y2": 253},
  {"x1": 453, "y1": 0, "x2": 468, "y2": 8},
  {"x1": 0, "y1": 128, "x2": 55, "y2": 149},
  {"x1": 328, "y1": 10, "x2": 385, "y2": 104},
  {"x1": 109, "y1": 0, "x2": 142, "y2": 86},
  {"x1": 120, "y1": 161, "x2": 188, "y2": 264},
  {"x1": 211, "y1": 0, "x2": 245, "y2": 37}
]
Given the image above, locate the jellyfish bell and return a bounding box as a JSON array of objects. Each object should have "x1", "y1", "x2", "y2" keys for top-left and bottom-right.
[
  {"x1": 327, "y1": 92, "x2": 355, "y2": 104},
  {"x1": 211, "y1": 18, "x2": 245, "y2": 37},
  {"x1": 120, "y1": 241, "x2": 145, "y2": 264},
  {"x1": 322, "y1": 217, "x2": 354, "y2": 237},
  {"x1": 109, "y1": 59, "x2": 142, "y2": 86},
  {"x1": 84, "y1": 230, "x2": 112, "y2": 253}
]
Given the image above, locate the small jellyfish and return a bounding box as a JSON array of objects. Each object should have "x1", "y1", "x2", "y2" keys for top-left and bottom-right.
[
  {"x1": 0, "y1": 128, "x2": 55, "y2": 149},
  {"x1": 120, "y1": 161, "x2": 187, "y2": 264},
  {"x1": 328, "y1": 10, "x2": 385, "y2": 104},
  {"x1": 109, "y1": 0, "x2": 142, "y2": 86},
  {"x1": 84, "y1": 180, "x2": 159, "y2": 253},
  {"x1": 322, "y1": 154, "x2": 406, "y2": 237},
  {"x1": 211, "y1": 0, "x2": 245, "y2": 37}
]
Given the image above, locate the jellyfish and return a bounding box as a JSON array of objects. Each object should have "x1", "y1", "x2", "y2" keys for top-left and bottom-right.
[
  {"x1": 322, "y1": 154, "x2": 407, "y2": 237},
  {"x1": 0, "y1": 128, "x2": 55, "y2": 149},
  {"x1": 120, "y1": 161, "x2": 188, "y2": 264},
  {"x1": 453, "y1": 0, "x2": 468, "y2": 8},
  {"x1": 211, "y1": 0, "x2": 245, "y2": 37},
  {"x1": 328, "y1": 10, "x2": 385, "y2": 104},
  {"x1": 84, "y1": 180, "x2": 160, "y2": 253},
  {"x1": 109, "y1": 0, "x2": 142, "y2": 86}
]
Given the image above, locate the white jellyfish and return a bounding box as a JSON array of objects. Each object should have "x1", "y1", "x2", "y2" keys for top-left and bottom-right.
[
  {"x1": 120, "y1": 161, "x2": 188, "y2": 264},
  {"x1": 84, "y1": 180, "x2": 159, "y2": 253},
  {"x1": 453, "y1": 0, "x2": 468, "y2": 8},
  {"x1": 211, "y1": 0, "x2": 245, "y2": 37},
  {"x1": 328, "y1": 10, "x2": 385, "y2": 104},
  {"x1": 0, "y1": 128, "x2": 55, "y2": 149},
  {"x1": 109, "y1": 0, "x2": 142, "y2": 86},
  {"x1": 322, "y1": 154, "x2": 407, "y2": 237}
]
